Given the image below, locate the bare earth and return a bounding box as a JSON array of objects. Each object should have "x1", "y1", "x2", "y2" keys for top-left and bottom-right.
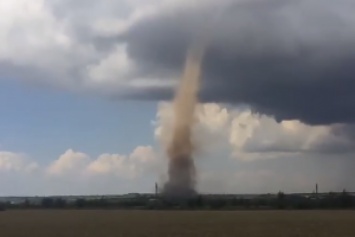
[{"x1": 0, "y1": 210, "x2": 354, "y2": 237}]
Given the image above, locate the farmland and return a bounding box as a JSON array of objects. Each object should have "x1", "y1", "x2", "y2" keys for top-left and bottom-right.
[{"x1": 0, "y1": 210, "x2": 354, "y2": 237}]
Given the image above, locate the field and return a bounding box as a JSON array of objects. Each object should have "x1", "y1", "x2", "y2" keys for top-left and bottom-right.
[{"x1": 1, "y1": 210, "x2": 355, "y2": 237}]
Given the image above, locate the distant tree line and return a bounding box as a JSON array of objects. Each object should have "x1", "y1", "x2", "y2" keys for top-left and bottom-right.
[
  {"x1": 0, "y1": 191, "x2": 354, "y2": 211},
  {"x1": 156, "y1": 191, "x2": 354, "y2": 210}
]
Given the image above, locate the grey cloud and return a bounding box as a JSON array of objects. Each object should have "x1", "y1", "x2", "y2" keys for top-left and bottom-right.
[
  {"x1": 241, "y1": 136, "x2": 355, "y2": 155},
  {"x1": 47, "y1": 0, "x2": 131, "y2": 52},
  {"x1": 332, "y1": 124, "x2": 355, "y2": 140},
  {"x1": 3, "y1": 0, "x2": 355, "y2": 127},
  {"x1": 123, "y1": 0, "x2": 355, "y2": 125}
]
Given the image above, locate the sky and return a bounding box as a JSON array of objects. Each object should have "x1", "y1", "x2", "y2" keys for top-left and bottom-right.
[{"x1": 1, "y1": 0, "x2": 355, "y2": 196}]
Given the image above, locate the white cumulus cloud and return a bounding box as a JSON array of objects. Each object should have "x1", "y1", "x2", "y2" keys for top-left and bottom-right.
[
  {"x1": 0, "y1": 151, "x2": 39, "y2": 173},
  {"x1": 46, "y1": 146, "x2": 158, "y2": 179},
  {"x1": 154, "y1": 102, "x2": 355, "y2": 161},
  {"x1": 46, "y1": 149, "x2": 90, "y2": 176}
]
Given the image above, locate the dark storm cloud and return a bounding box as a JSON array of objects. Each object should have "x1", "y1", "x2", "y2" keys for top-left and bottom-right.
[
  {"x1": 123, "y1": 0, "x2": 355, "y2": 125},
  {"x1": 329, "y1": 124, "x2": 355, "y2": 150}
]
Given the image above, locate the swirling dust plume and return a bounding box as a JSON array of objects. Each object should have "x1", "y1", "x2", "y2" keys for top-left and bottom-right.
[
  {"x1": 162, "y1": 44, "x2": 206, "y2": 198},
  {"x1": 161, "y1": 5, "x2": 226, "y2": 198}
]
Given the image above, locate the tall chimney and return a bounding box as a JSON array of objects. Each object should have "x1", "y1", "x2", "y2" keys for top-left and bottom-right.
[{"x1": 155, "y1": 182, "x2": 158, "y2": 196}]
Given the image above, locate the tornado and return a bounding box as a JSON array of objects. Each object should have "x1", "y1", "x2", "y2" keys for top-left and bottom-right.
[
  {"x1": 162, "y1": 44, "x2": 205, "y2": 198},
  {"x1": 160, "y1": 4, "x2": 227, "y2": 198}
]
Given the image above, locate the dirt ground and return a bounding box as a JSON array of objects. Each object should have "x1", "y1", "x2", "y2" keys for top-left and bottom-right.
[{"x1": 0, "y1": 210, "x2": 354, "y2": 237}]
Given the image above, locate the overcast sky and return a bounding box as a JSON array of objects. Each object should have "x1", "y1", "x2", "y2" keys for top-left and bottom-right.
[{"x1": 1, "y1": 0, "x2": 355, "y2": 196}]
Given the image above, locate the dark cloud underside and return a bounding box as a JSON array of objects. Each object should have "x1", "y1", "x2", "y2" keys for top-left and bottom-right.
[{"x1": 123, "y1": 0, "x2": 355, "y2": 125}]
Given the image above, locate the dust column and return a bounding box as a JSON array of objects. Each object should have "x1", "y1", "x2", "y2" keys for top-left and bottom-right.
[{"x1": 163, "y1": 45, "x2": 205, "y2": 198}]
